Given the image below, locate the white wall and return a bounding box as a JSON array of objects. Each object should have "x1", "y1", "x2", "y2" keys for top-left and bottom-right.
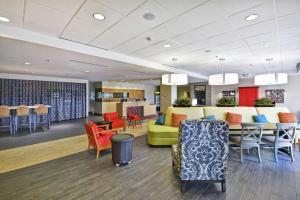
[
  {"x1": 0, "y1": 73, "x2": 89, "y2": 116},
  {"x1": 210, "y1": 75, "x2": 300, "y2": 119}
]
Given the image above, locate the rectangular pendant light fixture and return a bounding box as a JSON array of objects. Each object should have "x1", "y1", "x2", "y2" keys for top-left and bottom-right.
[{"x1": 162, "y1": 74, "x2": 188, "y2": 85}]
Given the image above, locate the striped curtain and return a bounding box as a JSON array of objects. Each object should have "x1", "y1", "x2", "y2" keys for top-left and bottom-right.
[{"x1": 0, "y1": 79, "x2": 86, "y2": 121}]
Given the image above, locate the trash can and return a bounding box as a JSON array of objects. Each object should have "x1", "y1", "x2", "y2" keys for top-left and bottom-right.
[{"x1": 110, "y1": 134, "x2": 134, "y2": 166}]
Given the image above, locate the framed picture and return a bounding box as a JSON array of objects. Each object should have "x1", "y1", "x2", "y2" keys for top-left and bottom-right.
[
  {"x1": 229, "y1": 90, "x2": 236, "y2": 96},
  {"x1": 265, "y1": 89, "x2": 285, "y2": 103},
  {"x1": 222, "y1": 91, "x2": 228, "y2": 97}
]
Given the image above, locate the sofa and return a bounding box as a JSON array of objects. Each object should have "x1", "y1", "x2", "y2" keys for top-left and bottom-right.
[{"x1": 148, "y1": 106, "x2": 294, "y2": 146}]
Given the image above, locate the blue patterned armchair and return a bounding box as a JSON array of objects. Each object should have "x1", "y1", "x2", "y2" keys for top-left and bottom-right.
[{"x1": 172, "y1": 120, "x2": 229, "y2": 192}]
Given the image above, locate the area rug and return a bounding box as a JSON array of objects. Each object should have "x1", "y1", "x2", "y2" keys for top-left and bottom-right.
[{"x1": 0, "y1": 123, "x2": 148, "y2": 173}]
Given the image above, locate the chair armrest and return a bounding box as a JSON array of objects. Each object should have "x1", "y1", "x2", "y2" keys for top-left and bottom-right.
[
  {"x1": 96, "y1": 124, "x2": 109, "y2": 130},
  {"x1": 97, "y1": 130, "x2": 118, "y2": 135},
  {"x1": 121, "y1": 116, "x2": 126, "y2": 120}
]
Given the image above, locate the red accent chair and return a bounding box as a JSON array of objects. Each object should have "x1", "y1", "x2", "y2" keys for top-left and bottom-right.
[
  {"x1": 128, "y1": 109, "x2": 143, "y2": 129},
  {"x1": 103, "y1": 112, "x2": 126, "y2": 131},
  {"x1": 84, "y1": 121, "x2": 117, "y2": 159}
]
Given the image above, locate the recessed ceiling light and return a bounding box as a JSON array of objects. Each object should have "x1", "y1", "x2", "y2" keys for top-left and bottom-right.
[
  {"x1": 163, "y1": 44, "x2": 171, "y2": 48},
  {"x1": 145, "y1": 37, "x2": 152, "y2": 41},
  {"x1": 172, "y1": 58, "x2": 179, "y2": 62},
  {"x1": 0, "y1": 16, "x2": 10, "y2": 22},
  {"x1": 84, "y1": 70, "x2": 90, "y2": 73},
  {"x1": 245, "y1": 14, "x2": 259, "y2": 21},
  {"x1": 143, "y1": 13, "x2": 155, "y2": 21},
  {"x1": 24, "y1": 62, "x2": 31, "y2": 65},
  {"x1": 93, "y1": 13, "x2": 105, "y2": 20}
]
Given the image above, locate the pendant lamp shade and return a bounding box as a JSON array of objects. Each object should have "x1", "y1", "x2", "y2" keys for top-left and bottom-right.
[
  {"x1": 162, "y1": 74, "x2": 188, "y2": 85},
  {"x1": 208, "y1": 73, "x2": 239, "y2": 85}
]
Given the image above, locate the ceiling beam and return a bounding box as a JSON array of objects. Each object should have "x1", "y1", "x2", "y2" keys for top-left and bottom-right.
[{"x1": 0, "y1": 24, "x2": 208, "y2": 80}]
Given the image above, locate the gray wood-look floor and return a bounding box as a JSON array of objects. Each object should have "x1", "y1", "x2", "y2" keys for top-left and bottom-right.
[{"x1": 1, "y1": 135, "x2": 300, "y2": 200}]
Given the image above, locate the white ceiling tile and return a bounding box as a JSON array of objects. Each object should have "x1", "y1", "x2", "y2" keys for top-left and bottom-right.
[
  {"x1": 197, "y1": 19, "x2": 234, "y2": 38},
  {"x1": 244, "y1": 32, "x2": 277, "y2": 45},
  {"x1": 132, "y1": 39, "x2": 182, "y2": 58},
  {"x1": 60, "y1": 18, "x2": 106, "y2": 44},
  {"x1": 127, "y1": 0, "x2": 172, "y2": 28},
  {"x1": 238, "y1": 20, "x2": 277, "y2": 38},
  {"x1": 152, "y1": 17, "x2": 194, "y2": 39},
  {"x1": 31, "y1": 0, "x2": 84, "y2": 15},
  {"x1": 173, "y1": 29, "x2": 206, "y2": 45},
  {"x1": 179, "y1": 0, "x2": 222, "y2": 29},
  {"x1": 24, "y1": 1, "x2": 72, "y2": 36},
  {"x1": 216, "y1": 0, "x2": 263, "y2": 15},
  {"x1": 217, "y1": 40, "x2": 245, "y2": 51},
  {"x1": 276, "y1": 0, "x2": 300, "y2": 17},
  {"x1": 112, "y1": 31, "x2": 167, "y2": 54},
  {"x1": 280, "y1": 26, "x2": 300, "y2": 38},
  {"x1": 0, "y1": 0, "x2": 24, "y2": 27},
  {"x1": 278, "y1": 12, "x2": 300, "y2": 30},
  {"x1": 0, "y1": 0, "x2": 24, "y2": 16},
  {"x1": 90, "y1": 18, "x2": 148, "y2": 49},
  {"x1": 97, "y1": 0, "x2": 145, "y2": 16},
  {"x1": 228, "y1": 3, "x2": 274, "y2": 29},
  {"x1": 154, "y1": 0, "x2": 207, "y2": 15},
  {"x1": 61, "y1": 0, "x2": 123, "y2": 44}
]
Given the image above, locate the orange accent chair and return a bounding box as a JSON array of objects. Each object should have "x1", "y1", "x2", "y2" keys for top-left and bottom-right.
[
  {"x1": 128, "y1": 108, "x2": 143, "y2": 129},
  {"x1": 103, "y1": 112, "x2": 126, "y2": 131},
  {"x1": 84, "y1": 121, "x2": 117, "y2": 159}
]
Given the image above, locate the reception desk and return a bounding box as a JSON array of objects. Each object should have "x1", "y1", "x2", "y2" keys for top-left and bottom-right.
[{"x1": 116, "y1": 101, "x2": 156, "y2": 119}]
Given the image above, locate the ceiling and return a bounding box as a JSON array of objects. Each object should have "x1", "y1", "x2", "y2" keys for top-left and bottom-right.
[
  {"x1": 0, "y1": 36, "x2": 168, "y2": 81},
  {"x1": 0, "y1": 0, "x2": 300, "y2": 79}
]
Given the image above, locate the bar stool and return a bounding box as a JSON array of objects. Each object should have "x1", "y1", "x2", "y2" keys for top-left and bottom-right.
[
  {"x1": 0, "y1": 106, "x2": 13, "y2": 135},
  {"x1": 15, "y1": 105, "x2": 32, "y2": 134},
  {"x1": 34, "y1": 104, "x2": 50, "y2": 131}
]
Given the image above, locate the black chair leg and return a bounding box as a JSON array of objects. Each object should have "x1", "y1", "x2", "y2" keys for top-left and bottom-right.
[{"x1": 221, "y1": 180, "x2": 226, "y2": 192}]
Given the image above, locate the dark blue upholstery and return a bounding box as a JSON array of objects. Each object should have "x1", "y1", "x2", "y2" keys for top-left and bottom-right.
[{"x1": 172, "y1": 120, "x2": 229, "y2": 191}]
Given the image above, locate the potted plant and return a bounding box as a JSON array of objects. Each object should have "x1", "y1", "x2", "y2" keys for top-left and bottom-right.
[
  {"x1": 216, "y1": 97, "x2": 236, "y2": 107},
  {"x1": 254, "y1": 97, "x2": 275, "y2": 107},
  {"x1": 173, "y1": 97, "x2": 192, "y2": 107}
]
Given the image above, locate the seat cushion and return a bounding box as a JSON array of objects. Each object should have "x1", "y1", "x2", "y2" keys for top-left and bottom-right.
[
  {"x1": 155, "y1": 114, "x2": 165, "y2": 125},
  {"x1": 256, "y1": 107, "x2": 290, "y2": 123},
  {"x1": 164, "y1": 107, "x2": 204, "y2": 126},
  {"x1": 278, "y1": 112, "x2": 297, "y2": 123},
  {"x1": 226, "y1": 112, "x2": 242, "y2": 125},
  {"x1": 204, "y1": 106, "x2": 257, "y2": 123},
  {"x1": 148, "y1": 123, "x2": 178, "y2": 138},
  {"x1": 253, "y1": 115, "x2": 268, "y2": 123},
  {"x1": 172, "y1": 113, "x2": 187, "y2": 127},
  {"x1": 112, "y1": 119, "x2": 125, "y2": 128},
  {"x1": 104, "y1": 112, "x2": 119, "y2": 121}
]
